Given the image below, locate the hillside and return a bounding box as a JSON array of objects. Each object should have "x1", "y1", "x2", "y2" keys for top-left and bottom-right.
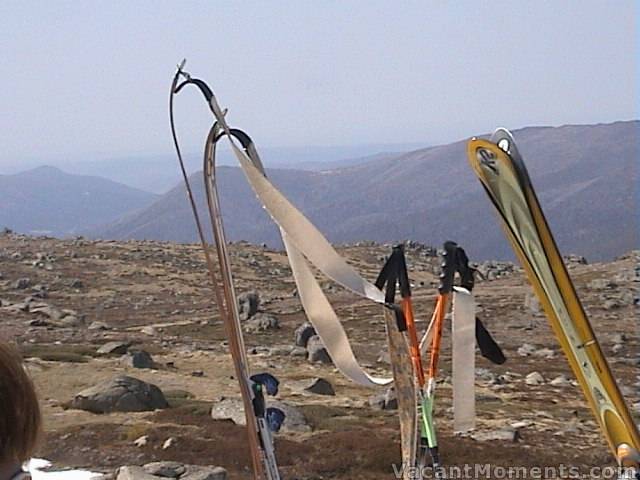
[
  {"x1": 94, "y1": 121, "x2": 639, "y2": 260},
  {"x1": 0, "y1": 234, "x2": 637, "y2": 478},
  {"x1": 0, "y1": 166, "x2": 158, "y2": 236}
]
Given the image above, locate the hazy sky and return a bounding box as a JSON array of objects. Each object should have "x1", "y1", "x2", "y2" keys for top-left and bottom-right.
[{"x1": 1, "y1": 1, "x2": 637, "y2": 166}]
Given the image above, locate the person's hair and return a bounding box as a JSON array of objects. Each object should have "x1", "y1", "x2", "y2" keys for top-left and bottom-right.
[{"x1": 0, "y1": 343, "x2": 41, "y2": 464}]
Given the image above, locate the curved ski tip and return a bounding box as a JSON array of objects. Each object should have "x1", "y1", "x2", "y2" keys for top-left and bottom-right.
[
  {"x1": 490, "y1": 127, "x2": 516, "y2": 152},
  {"x1": 492, "y1": 127, "x2": 516, "y2": 143}
]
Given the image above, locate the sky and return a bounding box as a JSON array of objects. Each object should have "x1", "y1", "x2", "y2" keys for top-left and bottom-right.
[{"x1": 0, "y1": 0, "x2": 637, "y2": 167}]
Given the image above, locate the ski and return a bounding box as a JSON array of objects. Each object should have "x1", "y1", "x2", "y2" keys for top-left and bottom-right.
[
  {"x1": 467, "y1": 129, "x2": 640, "y2": 470},
  {"x1": 376, "y1": 242, "x2": 505, "y2": 475},
  {"x1": 375, "y1": 247, "x2": 419, "y2": 478},
  {"x1": 418, "y1": 241, "x2": 458, "y2": 474},
  {"x1": 170, "y1": 62, "x2": 283, "y2": 480}
]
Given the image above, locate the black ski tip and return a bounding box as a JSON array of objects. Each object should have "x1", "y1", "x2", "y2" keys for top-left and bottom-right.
[
  {"x1": 476, "y1": 317, "x2": 507, "y2": 365},
  {"x1": 174, "y1": 77, "x2": 214, "y2": 102},
  {"x1": 250, "y1": 373, "x2": 280, "y2": 396}
]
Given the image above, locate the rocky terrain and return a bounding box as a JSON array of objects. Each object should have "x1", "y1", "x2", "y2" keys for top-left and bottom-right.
[{"x1": 0, "y1": 232, "x2": 638, "y2": 479}]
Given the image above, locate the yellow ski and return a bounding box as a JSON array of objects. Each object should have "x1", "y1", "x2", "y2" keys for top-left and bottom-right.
[{"x1": 467, "y1": 129, "x2": 640, "y2": 469}]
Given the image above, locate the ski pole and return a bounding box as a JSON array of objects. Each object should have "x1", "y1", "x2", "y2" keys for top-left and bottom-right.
[{"x1": 417, "y1": 241, "x2": 458, "y2": 474}]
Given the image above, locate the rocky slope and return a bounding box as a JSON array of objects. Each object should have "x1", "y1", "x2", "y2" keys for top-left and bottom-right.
[{"x1": 0, "y1": 233, "x2": 638, "y2": 478}]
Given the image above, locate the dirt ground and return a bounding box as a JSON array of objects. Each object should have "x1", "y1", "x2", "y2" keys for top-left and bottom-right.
[{"x1": 0, "y1": 234, "x2": 637, "y2": 479}]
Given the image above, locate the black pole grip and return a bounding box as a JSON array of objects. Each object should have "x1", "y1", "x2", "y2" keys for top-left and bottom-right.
[
  {"x1": 438, "y1": 241, "x2": 458, "y2": 294},
  {"x1": 454, "y1": 246, "x2": 475, "y2": 292}
]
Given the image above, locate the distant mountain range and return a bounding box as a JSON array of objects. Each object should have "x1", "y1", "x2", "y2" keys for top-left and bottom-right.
[
  {"x1": 27, "y1": 142, "x2": 426, "y2": 194},
  {"x1": 89, "y1": 121, "x2": 639, "y2": 261},
  {"x1": 0, "y1": 166, "x2": 158, "y2": 236}
]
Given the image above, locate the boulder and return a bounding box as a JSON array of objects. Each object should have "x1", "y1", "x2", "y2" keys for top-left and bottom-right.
[
  {"x1": 70, "y1": 376, "x2": 168, "y2": 413},
  {"x1": 289, "y1": 347, "x2": 307, "y2": 357},
  {"x1": 13, "y1": 278, "x2": 31, "y2": 289},
  {"x1": 211, "y1": 397, "x2": 310, "y2": 433},
  {"x1": 369, "y1": 386, "x2": 398, "y2": 410},
  {"x1": 472, "y1": 427, "x2": 521, "y2": 442},
  {"x1": 304, "y1": 377, "x2": 335, "y2": 396},
  {"x1": 588, "y1": 278, "x2": 614, "y2": 290},
  {"x1": 550, "y1": 375, "x2": 571, "y2": 387},
  {"x1": 58, "y1": 313, "x2": 83, "y2": 327},
  {"x1": 267, "y1": 345, "x2": 292, "y2": 356},
  {"x1": 243, "y1": 313, "x2": 279, "y2": 333},
  {"x1": 28, "y1": 303, "x2": 60, "y2": 319},
  {"x1": 294, "y1": 322, "x2": 316, "y2": 347},
  {"x1": 238, "y1": 291, "x2": 259, "y2": 320},
  {"x1": 162, "y1": 437, "x2": 176, "y2": 450},
  {"x1": 306, "y1": 335, "x2": 331, "y2": 364},
  {"x1": 563, "y1": 254, "x2": 588, "y2": 265},
  {"x1": 116, "y1": 466, "x2": 162, "y2": 480},
  {"x1": 532, "y1": 348, "x2": 555, "y2": 359},
  {"x1": 141, "y1": 326, "x2": 157, "y2": 336},
  {"x1": 121, "y1": 350, "x2": 155, "y2": 369},
  {"x1": 133, "y1": 435, "x2": 148, "y2": 447},
  {"x1": 525, "y1": 371, "x2": 545, "y2": 386},
  {"x1": 181, "y1": 466, "x2": 227, "y2": 480},
  {"x1": 611, "y1": 333, "x2": 628, "y2": 344},
  {"x1": 517, "y1": 343, "x2": 536, "y2": 357},
  {"x1": 88, "y1": 321, "x2": 110, "y2": 331},
  {"x1": 143, "y1": 462, "x2": 185, "y2": 478},
  {"x1": 270, "y1": 400, "x2": 311, "y2": 433},
  {"x1": 210, "y1": 397, "x2": 245, "y2": 425},
  {"x1": 603, "y1": 298, "x2": 622, "y2": 310},
  {"x1": 476, "y1": 368, "x2": 497, "y2": 384},
  {"x1": 93, "y1": 474, "x2": 115, "y2": 480},
  {"x1": 98, "y1": 341, "x2": 131, "y2": 355},
  {"x1": 612, "y1": 344, "x2": 624, "y2": 355},
  {"x1": 31, "y1": 284, "x2": 48, "y2": 299}
]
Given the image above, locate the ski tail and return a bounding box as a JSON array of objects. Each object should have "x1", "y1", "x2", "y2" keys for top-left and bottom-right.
[
  {"x1": 376, "y1": 246, "x2": 419, "y2": 475},
  {"x1": 467, "y1": 130, "x2": 640, "y2": 467}
]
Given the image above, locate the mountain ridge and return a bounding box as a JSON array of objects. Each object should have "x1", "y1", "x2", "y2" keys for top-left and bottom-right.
[
  {"x1": 0, "y1": 166, "x2": 158, "y2": 236},
  {"x1": 90, "y1": 120, "x2": 638, "y2": 260}
]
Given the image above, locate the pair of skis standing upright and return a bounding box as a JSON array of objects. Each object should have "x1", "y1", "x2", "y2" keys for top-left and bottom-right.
[
  {"x1": 170, "y1": 64, "x2": 640, "y2": 479},
  {"x1": 170, "y1": 64, "x2": 282, "y2": 480}
]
